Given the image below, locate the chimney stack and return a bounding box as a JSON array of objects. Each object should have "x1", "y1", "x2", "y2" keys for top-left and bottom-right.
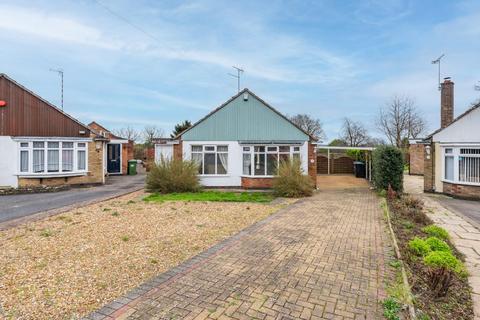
[{"x1": 440, "y1": 77, "x2": 454, "y2": 128}]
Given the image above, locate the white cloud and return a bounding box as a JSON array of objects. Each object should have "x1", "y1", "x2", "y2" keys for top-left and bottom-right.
[{"x1": 0, "y1": 5, "x2": 122, "y2": 49}]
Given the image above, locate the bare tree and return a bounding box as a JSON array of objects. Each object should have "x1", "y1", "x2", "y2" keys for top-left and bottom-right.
[
  {"x1": 289, "y1": 114, "x2": 326, "y2": 141},
  {"x1": 143, "y1": 125, "x2": 165, "y2": 147},
  {"x1": 112, "y1": 126, "x2": 141, "y2": 142},
  {"x1": 376, "y1": 96, "x2": 427, "y2": 148},
  {"x1": 340, "y1": 118, "x2": 369, "y2": 146}
]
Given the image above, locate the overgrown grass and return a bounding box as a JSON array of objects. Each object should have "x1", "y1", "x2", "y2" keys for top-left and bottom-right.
[{"x1": 144, "y1": 191, "x2": 274, "y2": 203}]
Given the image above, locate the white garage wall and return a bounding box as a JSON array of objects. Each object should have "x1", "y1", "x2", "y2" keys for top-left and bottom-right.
[{"x1": 0, "y1": 136, "x2": 19, "y2": 188}]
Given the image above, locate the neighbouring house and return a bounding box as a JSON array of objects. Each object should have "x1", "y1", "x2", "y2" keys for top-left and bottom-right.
[
  {"x1": 154, "y1": 89, "x2": 318, "y2": 188},
  {"x1": 408, "y1": 139, "x2": 424, "y2": 175},
  {"x1": 0, "y1": 73, "x2": 107, "y2": 189},
  {"x1": 88, "y1": 122, "x2": 134, "y2": 175},
  {"x1": 423, "y1": 77, "x2": 480, "y2": 199}
]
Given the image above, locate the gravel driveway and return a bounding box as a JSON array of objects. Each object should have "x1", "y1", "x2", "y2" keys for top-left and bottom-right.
[{"x1": 0, "y1": 175, "x2": 145, "y2": 225}]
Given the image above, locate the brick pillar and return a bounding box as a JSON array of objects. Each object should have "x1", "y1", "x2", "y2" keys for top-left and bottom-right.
[
  {"x1": 173, "y1": 140, "x2": 183, "y2": 160},
  {"x1": 423, "y1": 142, "x2": 435, "y2": 192},
  {"x1": 441, "y1": 79, "x2": 454, "y2": 129},
  {"x1": 308, "y1": 142, "x2": 317, "y2": 188}
]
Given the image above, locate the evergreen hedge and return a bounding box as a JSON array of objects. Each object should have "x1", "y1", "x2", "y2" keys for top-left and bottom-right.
[{"x1": 372, "y1": 145, "x2": 404, "y2": 192}]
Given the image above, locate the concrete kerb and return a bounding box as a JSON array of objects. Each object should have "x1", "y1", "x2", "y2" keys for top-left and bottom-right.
[{"x1": 381, "y1": 197, "x2": 417, "y2": 319}]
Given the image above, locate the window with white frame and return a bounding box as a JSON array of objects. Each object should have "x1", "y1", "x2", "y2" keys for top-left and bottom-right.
[
  {"x1": 18, "y1": 141, "x2": 88, "y2": 175},
  {"x1": 191, "y1": 145, "x2": 228, "y2": 175},
  {"x1": 443, "y1": 147, "x2": 480, "y2": 185},
  {"x1": 243, "y1": 145, "x2": 301, "y2": 176}
]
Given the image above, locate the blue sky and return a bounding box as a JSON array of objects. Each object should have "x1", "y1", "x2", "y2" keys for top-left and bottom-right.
[{"x1": 1, "y1": 0, "x2": 479, "y2": 141}]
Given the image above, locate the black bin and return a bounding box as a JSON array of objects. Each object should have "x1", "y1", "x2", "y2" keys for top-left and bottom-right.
[{"x1": 353, "y1": 161, "x2": 366, "y2": 178}]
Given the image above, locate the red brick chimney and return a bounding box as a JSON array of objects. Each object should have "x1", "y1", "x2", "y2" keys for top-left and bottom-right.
[{"x1": 440, "y1": 78, "x2": 454, "y2": 128}]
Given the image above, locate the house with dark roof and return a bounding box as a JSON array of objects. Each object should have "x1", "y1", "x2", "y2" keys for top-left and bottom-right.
[
  {"x1": 423, "y1": 78, "x2": 480, "y2": 199},
  {"x1": 0, "y1": 73, "x2": 110, "y2": 189},
  {"x1": 154, "y1": 89, "x2": 318, "y2": 189}
]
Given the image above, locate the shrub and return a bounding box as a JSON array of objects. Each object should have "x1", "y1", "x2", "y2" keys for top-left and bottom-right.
[
  {"x1": 422, "y1": 225, "x2": 450, "y2": 240},
  {"x1": 423, "y1": 251, "x2": 463, "y2": 297},
  {"x1": 425, "y1": 237, "x2": 451, "y2": 253},
  {"x1": 146, "y1": 157, "x2": 200, "y2": 193},
  {"x1": 272, "y1": 158, "x2": 314, "y2": 197},
  {"x1": 408, "y1": 237, "x2": 431, "y2": 256},
  {"x1": 373, "y1": 145, "x2": 404, "y2": 192}
]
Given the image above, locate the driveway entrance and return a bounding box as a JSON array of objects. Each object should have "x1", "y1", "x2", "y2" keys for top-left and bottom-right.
[
  {"x1": 86, "y1": 184, "x2": 394, "y2": 320},
  {"x1": 317, "y1": 174, "x2": 370, "y2": 191}
]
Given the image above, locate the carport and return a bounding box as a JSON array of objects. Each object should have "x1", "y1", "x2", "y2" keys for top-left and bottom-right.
[{"x1": 316, "y1": 146, "x2": 375, "y2": 181}]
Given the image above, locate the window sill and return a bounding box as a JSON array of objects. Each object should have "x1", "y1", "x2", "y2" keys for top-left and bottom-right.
[
  {"x1": 442, "y1": 179, "x2": 480, "y2": 187},
  {"x1": 17, "y1": 172, "x2": 88, "y2": 178}
]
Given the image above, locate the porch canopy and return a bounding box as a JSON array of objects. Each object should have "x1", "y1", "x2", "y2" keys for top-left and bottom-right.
[{"x1": 316, "y1": 145, "x2": 375, "y2": 181}]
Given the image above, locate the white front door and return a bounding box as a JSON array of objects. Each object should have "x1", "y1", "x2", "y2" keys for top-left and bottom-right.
[{"x1": 155, "y1": 144, "x2": 174, "y2": 162}]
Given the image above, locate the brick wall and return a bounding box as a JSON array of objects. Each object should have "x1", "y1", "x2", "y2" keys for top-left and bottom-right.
[
  {"x1": 424, "y1": 142, "x2": 435, "y2": 192},
  {"x1": 18, "y1": 140, "x2": 105, "y2": 187},
  {"x1": 409, "y1": 144, "x2": 425, "y2": 175},
  {"x1": 307, "y1": 142, "x2": 317, "y2": 187},
  {"x1": 121, "y1": 141, "x2": 134, "y2": 174},
  {"x1": 173, "y1": 141, "x2": 183, "y2": 160},
  {"x1": 241, "y1": 177, "x2": 273, "y2": 189},
  {"x1": 443, "y1": 182, "x2": 480, "y2": 200}
]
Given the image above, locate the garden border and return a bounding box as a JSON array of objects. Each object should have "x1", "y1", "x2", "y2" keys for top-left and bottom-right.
[{"x1": 381, "y1": 197, "x2": 417, "y2": 319}]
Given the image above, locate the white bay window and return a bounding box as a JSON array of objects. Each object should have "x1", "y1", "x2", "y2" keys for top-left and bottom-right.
[
  {"x1": 17, "y1": 140, "x2": 89, "y2": 176},
  {"x1": 243, "y1": 145, "x2": 301, "y2": 176},
  {"x1": 443, "y1": 146, "x2": 480, "y2": 185}
]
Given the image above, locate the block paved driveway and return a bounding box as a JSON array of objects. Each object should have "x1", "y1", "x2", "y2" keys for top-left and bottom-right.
[{"x1": 88, "y1": 183, "x2": 394, "y2": 320}]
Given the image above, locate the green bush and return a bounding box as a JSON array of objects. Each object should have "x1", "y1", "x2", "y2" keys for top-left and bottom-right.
[
  {"x1": 272, "y1": 158, "x2": 314, "y2": 197},
  {"x1": 422, "y1": 225, "x2": 450, "y2": 240},
  {"x1": 424, "y1": 251, "x2": 461, "y2": 272},
  {"x1": 146, "y1": 157, "x2": 200, "y2": 193},
  {"x1": 425, "y1": 237, "x2": 451, "y2": 253},
  {"x1": 408, "y1": 237, "x2": 431, "y2": 256},
  {"x1": 424, "y1": 251, "x2": 465, "y2": 297},
  {"x1": 372, "y1": 145, "x2": 404, "y2": 192}
]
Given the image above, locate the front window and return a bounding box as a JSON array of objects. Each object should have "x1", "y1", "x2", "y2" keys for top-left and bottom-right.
[
  {"x1": 443, "y1": 147, "x2": 480, "y2": 185},
  {"x1": 243, "y1": 145, "x2": 302, "y2": 176},
  {"x1": 19, "y1": 141, "x2": 88, "y2": 175},
  {"x1": 191, "y1": 145, "x2": 228, "y2": 175},
  {"x1": 459, "y1": 148, "x2": 480, "y2": 183}
]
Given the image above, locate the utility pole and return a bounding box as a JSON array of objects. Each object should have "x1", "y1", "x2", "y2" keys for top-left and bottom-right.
[
  {"x1": 431, "y1": 54, "x2": 445, "y2": 91},
  {"x1": 228, "y1": 66, "x2": 244, "y2": 93},
  {"x1": 50, "y1": 68, "x2": 64, "y2": 110}
]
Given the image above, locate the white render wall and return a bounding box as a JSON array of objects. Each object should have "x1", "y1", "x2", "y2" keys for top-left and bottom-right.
[
  {"x1": 0, "y1": 136, "x2": 19, "y2": 188},
  {"x1": 433, "y1": 107, "x2": 480, "y2": 143},
  {"x1": 182, "y1": 140, "x2": 309, "y2": 187}
]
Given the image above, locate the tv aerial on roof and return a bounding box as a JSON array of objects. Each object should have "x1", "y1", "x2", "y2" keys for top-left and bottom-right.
[{"x1": 431, "y1": 54, "x2": 445, "y2": 91}]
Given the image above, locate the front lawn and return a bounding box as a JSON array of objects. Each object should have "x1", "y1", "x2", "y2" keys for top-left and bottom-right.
[
  {"x1": 144, "y1": 190, "x2": 274, "y2": 203},
  {"x1": 0, "y1": 190, "x2": 288, "y2": 319}
]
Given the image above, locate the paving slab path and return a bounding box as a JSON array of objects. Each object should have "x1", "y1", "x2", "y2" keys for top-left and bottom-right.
[
  {"x1": 404, "y1": 174, "x2": 480, "y2": 319},
  {"x1": 86, "y1": 186, "x2": 395, "y2": 320}
]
